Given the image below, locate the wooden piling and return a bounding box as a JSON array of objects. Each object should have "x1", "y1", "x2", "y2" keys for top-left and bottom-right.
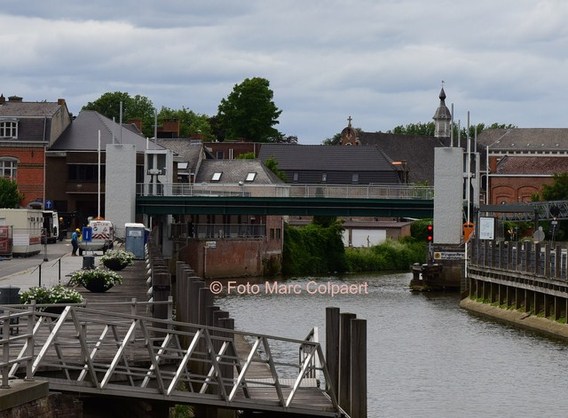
[
  {"x1": 350, "y1": 318, "x2": 367, "y2": 418},
  {"x1": 339, "y1": 312, "x2": 356, "y2": 412},
  {"x1": 325, "y1": 307, "x2": 340, "y2": 398}
]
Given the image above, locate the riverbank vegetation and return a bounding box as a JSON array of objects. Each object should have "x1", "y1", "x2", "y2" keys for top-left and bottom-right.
[
  {"x1": 282, "y1": 218, "x2": 430, "y2": 276},
  {"x1": 282, "y1": 219, "x2": 347, "y2": 276},
  {"x1": 345, "y1": 238, "x2": 427, "y2": 273}
]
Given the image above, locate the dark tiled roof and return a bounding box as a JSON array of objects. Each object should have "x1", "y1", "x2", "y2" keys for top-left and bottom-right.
[
  {"x1": 496, "y1": 156, "x2": 568, "y2": 175},
  {"x1": 477, "y1": 128, "x2": 568, "y2": 152},
  {"x1": 195, "y1": 159, "x2": 283, "y2": 184},
  {"x1": 51, "y1": 110, "x2": 162, "y2": 152},
  {"x1": 0, "y1": 100, "x2": 62, "y2": 117},
  {"x1": 258, "y1": 144, "x2": 396, "y2": 171},
  {"x1": 155, "y1": 139, "x2": 209, "y2": 174},
  {"x1": 358, "y1": 132, "x2": 450, "y2": 185}
]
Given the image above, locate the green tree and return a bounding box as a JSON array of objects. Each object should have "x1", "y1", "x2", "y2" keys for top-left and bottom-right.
[
  {"x1": 322, "y1": 133, "x2": 342, "y2": 146},
  {"x1": 158, "y1": 107, "x2": 214, "y2": 140},
  {"x1": 532, "y1": 172, "x2": 568, "y2": 241},
  {"x1": 216, "y1": 77, "x2": 282, "y2": 142},
  {"x1": 236, "y1": 152, "x2": 256, "y2": 160},
  {"x1": 263, "y1": 156, "x2": 287, "y2": 182},
  {"x1": 391, "y1": 122, "x2": 435, "y2": 136},
  {"x1": 0, "y1": 178, "x2": 23, "y2": 208},
  {"x1": 539, "y1": 172, "x2": 568, "y2": 201},
  {"x1": 83, "y1": 92, "x2": 156, "y2": 137},
  {"x1": 389, "y1": 121, "x2": 516, "y2": 139}
]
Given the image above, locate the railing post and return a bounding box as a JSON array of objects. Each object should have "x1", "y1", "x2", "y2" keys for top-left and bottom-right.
[
  {"x1": 544, "y1": 244, "x2": 551, "y2": 277},
  {"x1": 534, "y1": 242, "x2": 541, "y2": 275},
  {"x1": 2, "y1": 319, "x2": 10, "y2": 388},
  {"x1": 555, "y1": 245, "x2": 562, "y2": 280}
]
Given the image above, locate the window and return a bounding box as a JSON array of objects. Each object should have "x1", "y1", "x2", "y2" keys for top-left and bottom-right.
[
  {"x1": 245, "y1": 172, "x2": 257, "y2": 182},
  {"x1": 321, "y1": 173, "x2": 327, "y2": 182},
  {"x1": 0, "y1": 158, "x2": 17, "y2": 179},
  {"x1": 68, "y1": 164, "x2": 105, "y2": 181},
  {"x1": 352, "y1": 173, "x2": 359, "y2": 183},
  {"x1": 216, "y1": 151, "x2": 224, "y2": 159},
  {"x1": 228, "y1": 149, "x2": 234, "y2": 159},
  {"x1": 211, "y1": 172, "x2": 222, "y2": 181},
  {"x1": 293, "y1": 172, "x2": 298, "y2": 182},
  {"x1": 269, "y1": 228, "x2": 281, "y2": 240},
  {"x1": 0, "y1": 120, "x2": 18, "y2": 138}
]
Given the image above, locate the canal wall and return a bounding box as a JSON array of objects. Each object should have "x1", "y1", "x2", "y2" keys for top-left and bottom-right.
[
  {"x1": 460, "y1": 297, "x2": 568, "y2": 340},
  {"x1": 463, "y1": 238, "x2": 568, "y2": 341}
]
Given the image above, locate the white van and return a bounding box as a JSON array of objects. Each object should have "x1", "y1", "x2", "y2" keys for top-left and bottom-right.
[{"x1": 79, "y1": 219, "x2": 114, "y2": 252}]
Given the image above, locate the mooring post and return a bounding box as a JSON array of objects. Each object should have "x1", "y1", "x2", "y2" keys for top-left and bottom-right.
[
  {"x1": 350, "y1": 318, "x2": 367, "y2": 418},
  {"x1": 339, "y1": 312, "x2": 356, "y2": 412},
  {"x1": 199, "y1": 286, "x2": 213, "y2": 326},
  {"x1": 326, "y1": 307, "x2": 340, "y2": 398}
]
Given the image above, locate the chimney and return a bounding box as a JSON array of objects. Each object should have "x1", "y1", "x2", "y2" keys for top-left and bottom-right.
[
  {"x1": 8, "y1": 95, "x2": 22, "y2": 102},
  {"x1": 0, "y1": 94, "x2": 4, "y2": 105},
  {"x1": 57, "y1": 98, "x2": 66, "y2": 106},
  {"x1": 128, "y1": 118, "x2": 143, "y2": 132}
]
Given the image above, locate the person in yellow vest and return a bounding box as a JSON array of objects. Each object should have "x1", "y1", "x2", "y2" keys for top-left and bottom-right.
[{"x1": 71, "y1": 228, "x2": 80, "y2": 256}]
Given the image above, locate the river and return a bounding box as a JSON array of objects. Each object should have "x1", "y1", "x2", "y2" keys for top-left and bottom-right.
[{"x1": 215, "y1": 273, "x2": 568, "y2": 418}]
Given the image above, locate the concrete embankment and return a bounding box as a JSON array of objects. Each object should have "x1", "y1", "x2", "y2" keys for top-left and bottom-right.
[{"x1": 460, "y1": 297, "x2": 568, "y2": 341}]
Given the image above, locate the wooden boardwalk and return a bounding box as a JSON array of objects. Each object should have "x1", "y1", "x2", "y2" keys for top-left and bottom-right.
[{"x1": 0, "y1": 255, "x2": 345, "y2": 417}]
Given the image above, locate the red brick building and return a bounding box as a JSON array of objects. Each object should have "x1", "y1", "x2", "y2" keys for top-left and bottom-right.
[
  {"x1": 478, "y1": 128, "x2": 568, "y2": 204},
  {"x1": 0, "y1": 95, "x2": 72, "y2": 207}
]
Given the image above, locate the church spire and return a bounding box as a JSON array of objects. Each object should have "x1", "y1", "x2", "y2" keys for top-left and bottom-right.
[{"x1": 433, "y1": 83, "x2": 452, "y2": 138}]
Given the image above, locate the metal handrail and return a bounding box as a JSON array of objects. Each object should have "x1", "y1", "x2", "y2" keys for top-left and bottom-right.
[
  {"x1": 137, "y1": 182, "x2": 434, "y2": 200},
  {"x1": 0, "y1": 303, "x2": 340, "y2": 415}
]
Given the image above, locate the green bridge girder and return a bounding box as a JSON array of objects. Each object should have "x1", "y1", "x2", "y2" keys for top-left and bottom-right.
[{"x1": 136, "y1": 195, "x2": 434, "y2": 218}]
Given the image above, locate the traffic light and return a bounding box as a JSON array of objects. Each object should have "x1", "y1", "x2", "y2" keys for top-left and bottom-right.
[{"x1": 426, "y1": 224, "x2": 434, "y2": 243}]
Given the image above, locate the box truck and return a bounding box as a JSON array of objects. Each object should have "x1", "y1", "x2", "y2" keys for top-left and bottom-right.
[{"x1": 0, "y1": 209, "x2": 42, "y2": 256}]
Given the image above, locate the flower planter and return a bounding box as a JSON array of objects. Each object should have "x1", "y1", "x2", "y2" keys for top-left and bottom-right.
[
  {"x1": 102, "y1": 258, "x2": 129, "y2": 271},
  {"x1": 43, "y1": 305, "x2": 67, "y2": 315},
  {"x1": 69, "y1": 268, "x2": 123, "y2": 292},
  {"x1": 84, "y1": 278, "x2": 114, "y2": 293}
]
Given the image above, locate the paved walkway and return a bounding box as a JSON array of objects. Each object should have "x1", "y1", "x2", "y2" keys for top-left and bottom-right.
[{"x1": 0, "y1": 240, "x2": 104, "y2": 293}]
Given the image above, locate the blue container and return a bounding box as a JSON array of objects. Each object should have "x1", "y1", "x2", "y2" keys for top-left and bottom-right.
[{"x1": 125, "y1": 223, "x2": 146, "y2": 259}]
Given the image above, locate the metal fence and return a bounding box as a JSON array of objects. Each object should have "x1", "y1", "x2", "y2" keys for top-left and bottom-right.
[
  {"x1": 137, "y1": 182, "x2": 434, "y2": 200},
  {"x1": 469, "y1": 239, "x2": 568, "y2": 280}
]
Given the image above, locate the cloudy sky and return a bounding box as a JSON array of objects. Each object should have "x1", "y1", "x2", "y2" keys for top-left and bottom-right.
[{"x1": 2, "y1": 1, "x2": 568, "y2": 144}]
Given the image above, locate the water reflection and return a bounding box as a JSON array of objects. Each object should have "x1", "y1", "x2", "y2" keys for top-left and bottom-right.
[{"x1": 215, "y1": 273, "x2": 568, "y2": 417}]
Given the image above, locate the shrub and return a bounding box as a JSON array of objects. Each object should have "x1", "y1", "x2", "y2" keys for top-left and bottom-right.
[
  {"x1": 20, "y1": 285, "x2": 84, "y2": 305},
  {"x1": 68, "y1": 268, "x2": 123, "y2": 288}
]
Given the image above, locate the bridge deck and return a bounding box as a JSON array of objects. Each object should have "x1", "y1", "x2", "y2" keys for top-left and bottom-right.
[{"x1": 1, "y1": 258, "x2": 343, "y2": 417}]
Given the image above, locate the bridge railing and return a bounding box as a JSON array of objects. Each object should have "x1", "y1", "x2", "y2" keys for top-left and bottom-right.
[
  {"x1": 469, "y1": 238, "x2": 568, "y2": 280},
  {"x1": 0, "y1": 303, "x2": 339, "y2": 414},
  {"x1": 137, "y1": 182, "x2": 434, "y2": 200}
]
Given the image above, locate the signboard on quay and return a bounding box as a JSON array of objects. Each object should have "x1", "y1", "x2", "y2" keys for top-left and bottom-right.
[
  {"x1": 433, "y1": 251, "x2": 465, "y2": 261},
  {"x1": 479, "y1": 216, "x2": 495, "y2": 240}
]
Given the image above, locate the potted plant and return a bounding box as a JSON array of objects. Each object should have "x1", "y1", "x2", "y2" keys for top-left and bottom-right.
[
  {"x1": 100, "y1": 249, "x2": 135, "y2": 271},
  {"x1": 20, "y1": 285, "x2": 84, "y2": 313},
  {"x1": 68, "y1": 268, "x2": 123, "y2": 293}
]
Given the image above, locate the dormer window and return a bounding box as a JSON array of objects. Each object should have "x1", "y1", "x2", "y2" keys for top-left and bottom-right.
[
  {"x1": 0, "y1": 119, "x2": 18, "y2": 139},
  {"x1": 211, "y1": 172, "x2": 222, "y2": 182},
  {"x1": 245, "y1": 172, "x2": 257, "y2": 182}
]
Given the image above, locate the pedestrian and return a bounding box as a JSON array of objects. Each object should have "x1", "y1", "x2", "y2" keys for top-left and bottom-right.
[{"x1": 71, "y1": 228, "x2": 80, "y2": 256}]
